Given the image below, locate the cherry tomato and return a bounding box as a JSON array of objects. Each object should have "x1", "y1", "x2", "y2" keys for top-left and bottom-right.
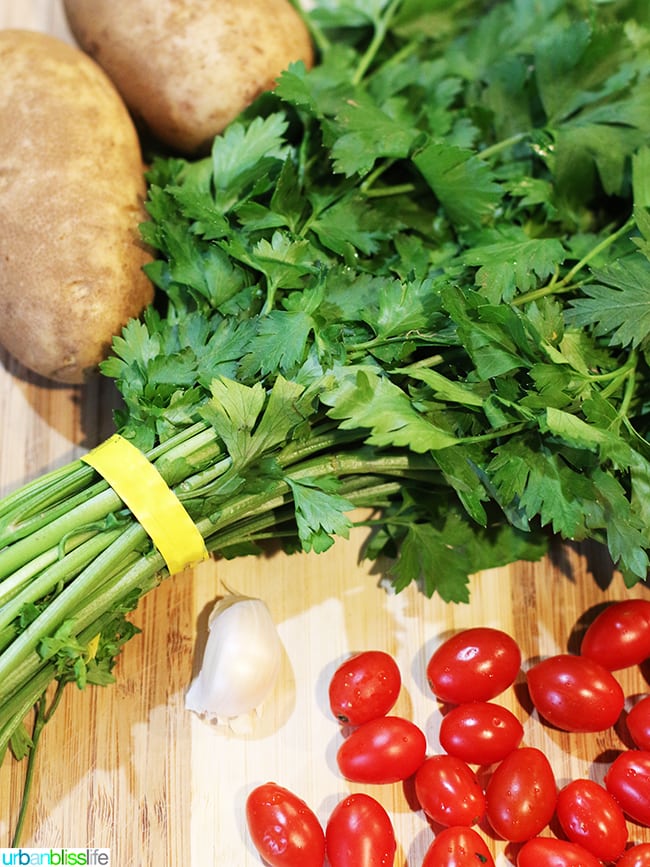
[
  {"x1": 439, "y1": 701, "x2": 523, "y2": 765},
  {"x1": 336, "y1": 715, "x2": 426, "y2": 784},
  {"x1": 414, "y1": 754, "x2": 486, "y2": 827},
  {"x1": 626, "y1": 696, "x2": 650, "y2": 750},
  {"x1": 427, "y1": 627, "x2": 521, "y2": 703},
  {"x1": 328, "y1": 650, "x2": 401, "y2": 725},
  {"x1": 526, "y1": 653, "x2": 624, "y2": 732},
  {"x1": 422, "y1": 826, "x2": 495, "y2": 867},
  {"x1": 516, "y1": 837, "x2": 604, "y2": 867},
  {"x1": 605, "y1": 750, "x2": 650, "y2": 826},
  {"x1": 325, "y1": 793, "x2": 396, "y2": 867},
  {"x1": 555, "y1": 778, "x2": 628, "y2": 861},
  {"x1": 245, "y1": 782, "x2": 325, "y2": 867},
  {"x1": 580, "y1": 599, "x2": 650, "y2": 671},
  {"x1": 485, "y1": 747, "x2": 557, "y2": 842},
  {"x1": 618, "y1": 843, "x2": 650, "y2": 866}
]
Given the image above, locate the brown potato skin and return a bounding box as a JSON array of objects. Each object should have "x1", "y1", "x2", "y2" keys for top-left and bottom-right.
[
  {"x1": 62, "y1": 0, "x2": 314, "y2": 154},
  {"x1": 0, "y1": 30, "x2": 153, "y2": 384}
]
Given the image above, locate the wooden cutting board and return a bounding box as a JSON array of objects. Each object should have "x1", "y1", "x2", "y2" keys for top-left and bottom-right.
[{"x1": 1, "y1": 3, "x2": 650, "y2": 865}]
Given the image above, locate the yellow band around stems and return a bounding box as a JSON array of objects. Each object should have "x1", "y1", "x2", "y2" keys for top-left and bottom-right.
[{"x1": 82, "y1": 434, "x2": 209, "y2": 575}]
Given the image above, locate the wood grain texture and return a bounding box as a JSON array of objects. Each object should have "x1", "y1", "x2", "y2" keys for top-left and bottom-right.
[{"x1": 1, "y1": 3, "x2": 649, "y2": 865}]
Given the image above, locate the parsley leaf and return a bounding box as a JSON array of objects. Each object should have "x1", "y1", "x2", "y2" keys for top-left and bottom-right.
[
  {"x1": 566, "y1": 256, "x2": 650, "y2": 347},
  {"x1": 413, "y1": 144, "x2": 503, "y2": 229}
]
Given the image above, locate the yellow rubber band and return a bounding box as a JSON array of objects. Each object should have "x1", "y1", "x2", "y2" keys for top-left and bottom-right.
[{"x1": 82, "y1": 434, "x2": 209, "y2": 574}]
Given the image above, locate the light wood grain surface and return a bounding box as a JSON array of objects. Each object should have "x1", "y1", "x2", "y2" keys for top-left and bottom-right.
[{"x1": 1, "y1": 3, "x2": 650, "y2": 865}]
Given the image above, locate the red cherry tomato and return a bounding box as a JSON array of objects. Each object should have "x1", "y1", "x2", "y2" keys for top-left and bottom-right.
[
  {"x1": 325, "y1": 793, "x2": 396, "y2": 867},
  {"x1": 605, "y1": 750, "x2": 650, "y2": 826},
  {"x1": 618, "y1": 843, "x2": 650, "y2": 866},
  {"x1": 516, "y1": 836, "x2": 604, "y2": 867},
  {"x1": 328, "y1": 650, "x2": 401, "y2": 725},
  {"x1": 414, "y1": 754, "x2": 486, "y2": 827},
  {"x1": 427, "y1": 627, "x2": 521, "y2": 703},
  {"x1": 485, "y1": 747, "x2": 557, "y2": 842},
  {"x1": 336, "y1": 715, "x2": 426, "y2": 784},
  {"x1": 555, "y1": 778, "x2": 628, "y2": 861},
  {"x1": 439, "y1": 701, "x2": 524, "y2": 765},
  {"x1": 422, "y1": 826, "x2": 495, "y2": 867},
  {"x1": 526, "y1": 653, "x2": 624, "y2": 732},
  {"x1": 245, "y1": 782, "x2": 325, "y2": 867},
  {"x1": 627, "y1": 696, "x2": 650, "y2": 750},
  {"x1": 580, "y1": 599, "x2": 650, "y2": 671}
]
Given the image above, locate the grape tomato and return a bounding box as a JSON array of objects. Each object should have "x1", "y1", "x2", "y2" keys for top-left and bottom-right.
[
  {"x1": 422, "y1": 826, "x2": 495, "y2": 867},
  {"x1": 438, "y1": 701, "x2": 523, "y2": 765},
  {"x1": 555, "y1": 778, "x2": 628, "y2": 861},
  {"x1": 325, "y1": 793, "x2": 396, "y2": 867},
  {"x1": 426, "y1": 627, "x2": 521, "y2": 703},
  {"x1": 580, "y1": 599, "x2": 650, "y2": 671},
  {"x1": 485, "y1": 747, "x2": 557, "y2": 842},
  {"x1": 618, "y1": 843, "x2": 650, "y2": 867},
  {"x1": 336, "y1": 714, "x2": 426, "y2": 784},
  {"x1": 414, "y1": 754, "x2": 486, "y2": 827},
  {"x1": 626, "y1": 696, "x2": 650, "y2": 751},
  {"x1": 526, "y1": 653, "x2": 624, "y2": 732},
  {"x1": 605, "y1": 750, "x2": 650, "y2": 826},
  {"x1": 328, "y1": 650, "x2": 401, "y2": 725},
  {"x1": 516, "y1": 836, "x2": 605, "y2": 867},
  {"x1": 245, "y1": 782, "x2": 325, "y2": 867}
]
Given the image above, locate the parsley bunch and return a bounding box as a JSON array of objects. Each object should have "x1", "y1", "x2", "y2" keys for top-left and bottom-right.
[
  {"x1": 2, "y1": 0, "x2": 650, "y2": 838},
  {"x1": 110, "y1": 0, "x2": 650, "y2": 595}
]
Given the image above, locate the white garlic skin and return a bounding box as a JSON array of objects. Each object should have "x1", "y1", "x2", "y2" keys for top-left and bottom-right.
[{"x1": 185, "y1": 594, "x2": 282, "y2": 723}]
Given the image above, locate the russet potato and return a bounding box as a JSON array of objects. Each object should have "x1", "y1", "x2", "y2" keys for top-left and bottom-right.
[
  {"x1": 0, "y1": 30, "x2": 153, "y2": 383},
  {"x1": 62, "y1": 0, "x2": 314, "y2": 155}
]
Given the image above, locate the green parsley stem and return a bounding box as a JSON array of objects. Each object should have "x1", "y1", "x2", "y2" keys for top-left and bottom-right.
[
  {"x1": 0, "y1": 529, "x2": 123, "y2": 633},
  {"x1": 353, "y1": 0, "x2": 403, "y2": 85},
  {"x1": 606, "y1": 349, "x2": 638, "y2": 419},
  {"x1": 580, "y1": 353, "x2": 637, "y2": 384},
  {"x1": 363, "y1": 182, "x2": 418, "y2": 199},
  {"x1": 0, "y1": 488, "x2": 121, "y2": 571},
  {"x1": 460, "y1": 422, "x2": 530, "y2": 445},
  {"x1": 11, "y1": 682, "x2": 66, "y2": 847},
  {"x1": 0, "y1": 523, "x2": 148, "y2": 700},
  {"x1": 514, "y1": 216, "x2": 635, "y2": 306},
  {"x1": 0, "y1": 669, "x2": 54, "y2": 767},
  {"x1": 359, "y1": 159, "x2": 399, "y2": 195},
  {"x1": 478, "y1": 132, "x2": 528, "y2": 161},
  {"x1": 286, "y1": 0, "x2": 330, "y2": 59},
  {"x1": 560, "y1": 216, "x2": 636, "y2": 287}
]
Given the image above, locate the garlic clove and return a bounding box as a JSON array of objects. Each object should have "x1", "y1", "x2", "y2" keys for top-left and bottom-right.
[{"x1": 185, "y1": 593, "x2": 282, "y2": 728}]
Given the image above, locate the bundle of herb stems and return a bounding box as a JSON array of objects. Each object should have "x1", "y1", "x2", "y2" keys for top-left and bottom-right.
[{"x1": 3, "y1": 0, "x2": 650, "y2": 842}]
